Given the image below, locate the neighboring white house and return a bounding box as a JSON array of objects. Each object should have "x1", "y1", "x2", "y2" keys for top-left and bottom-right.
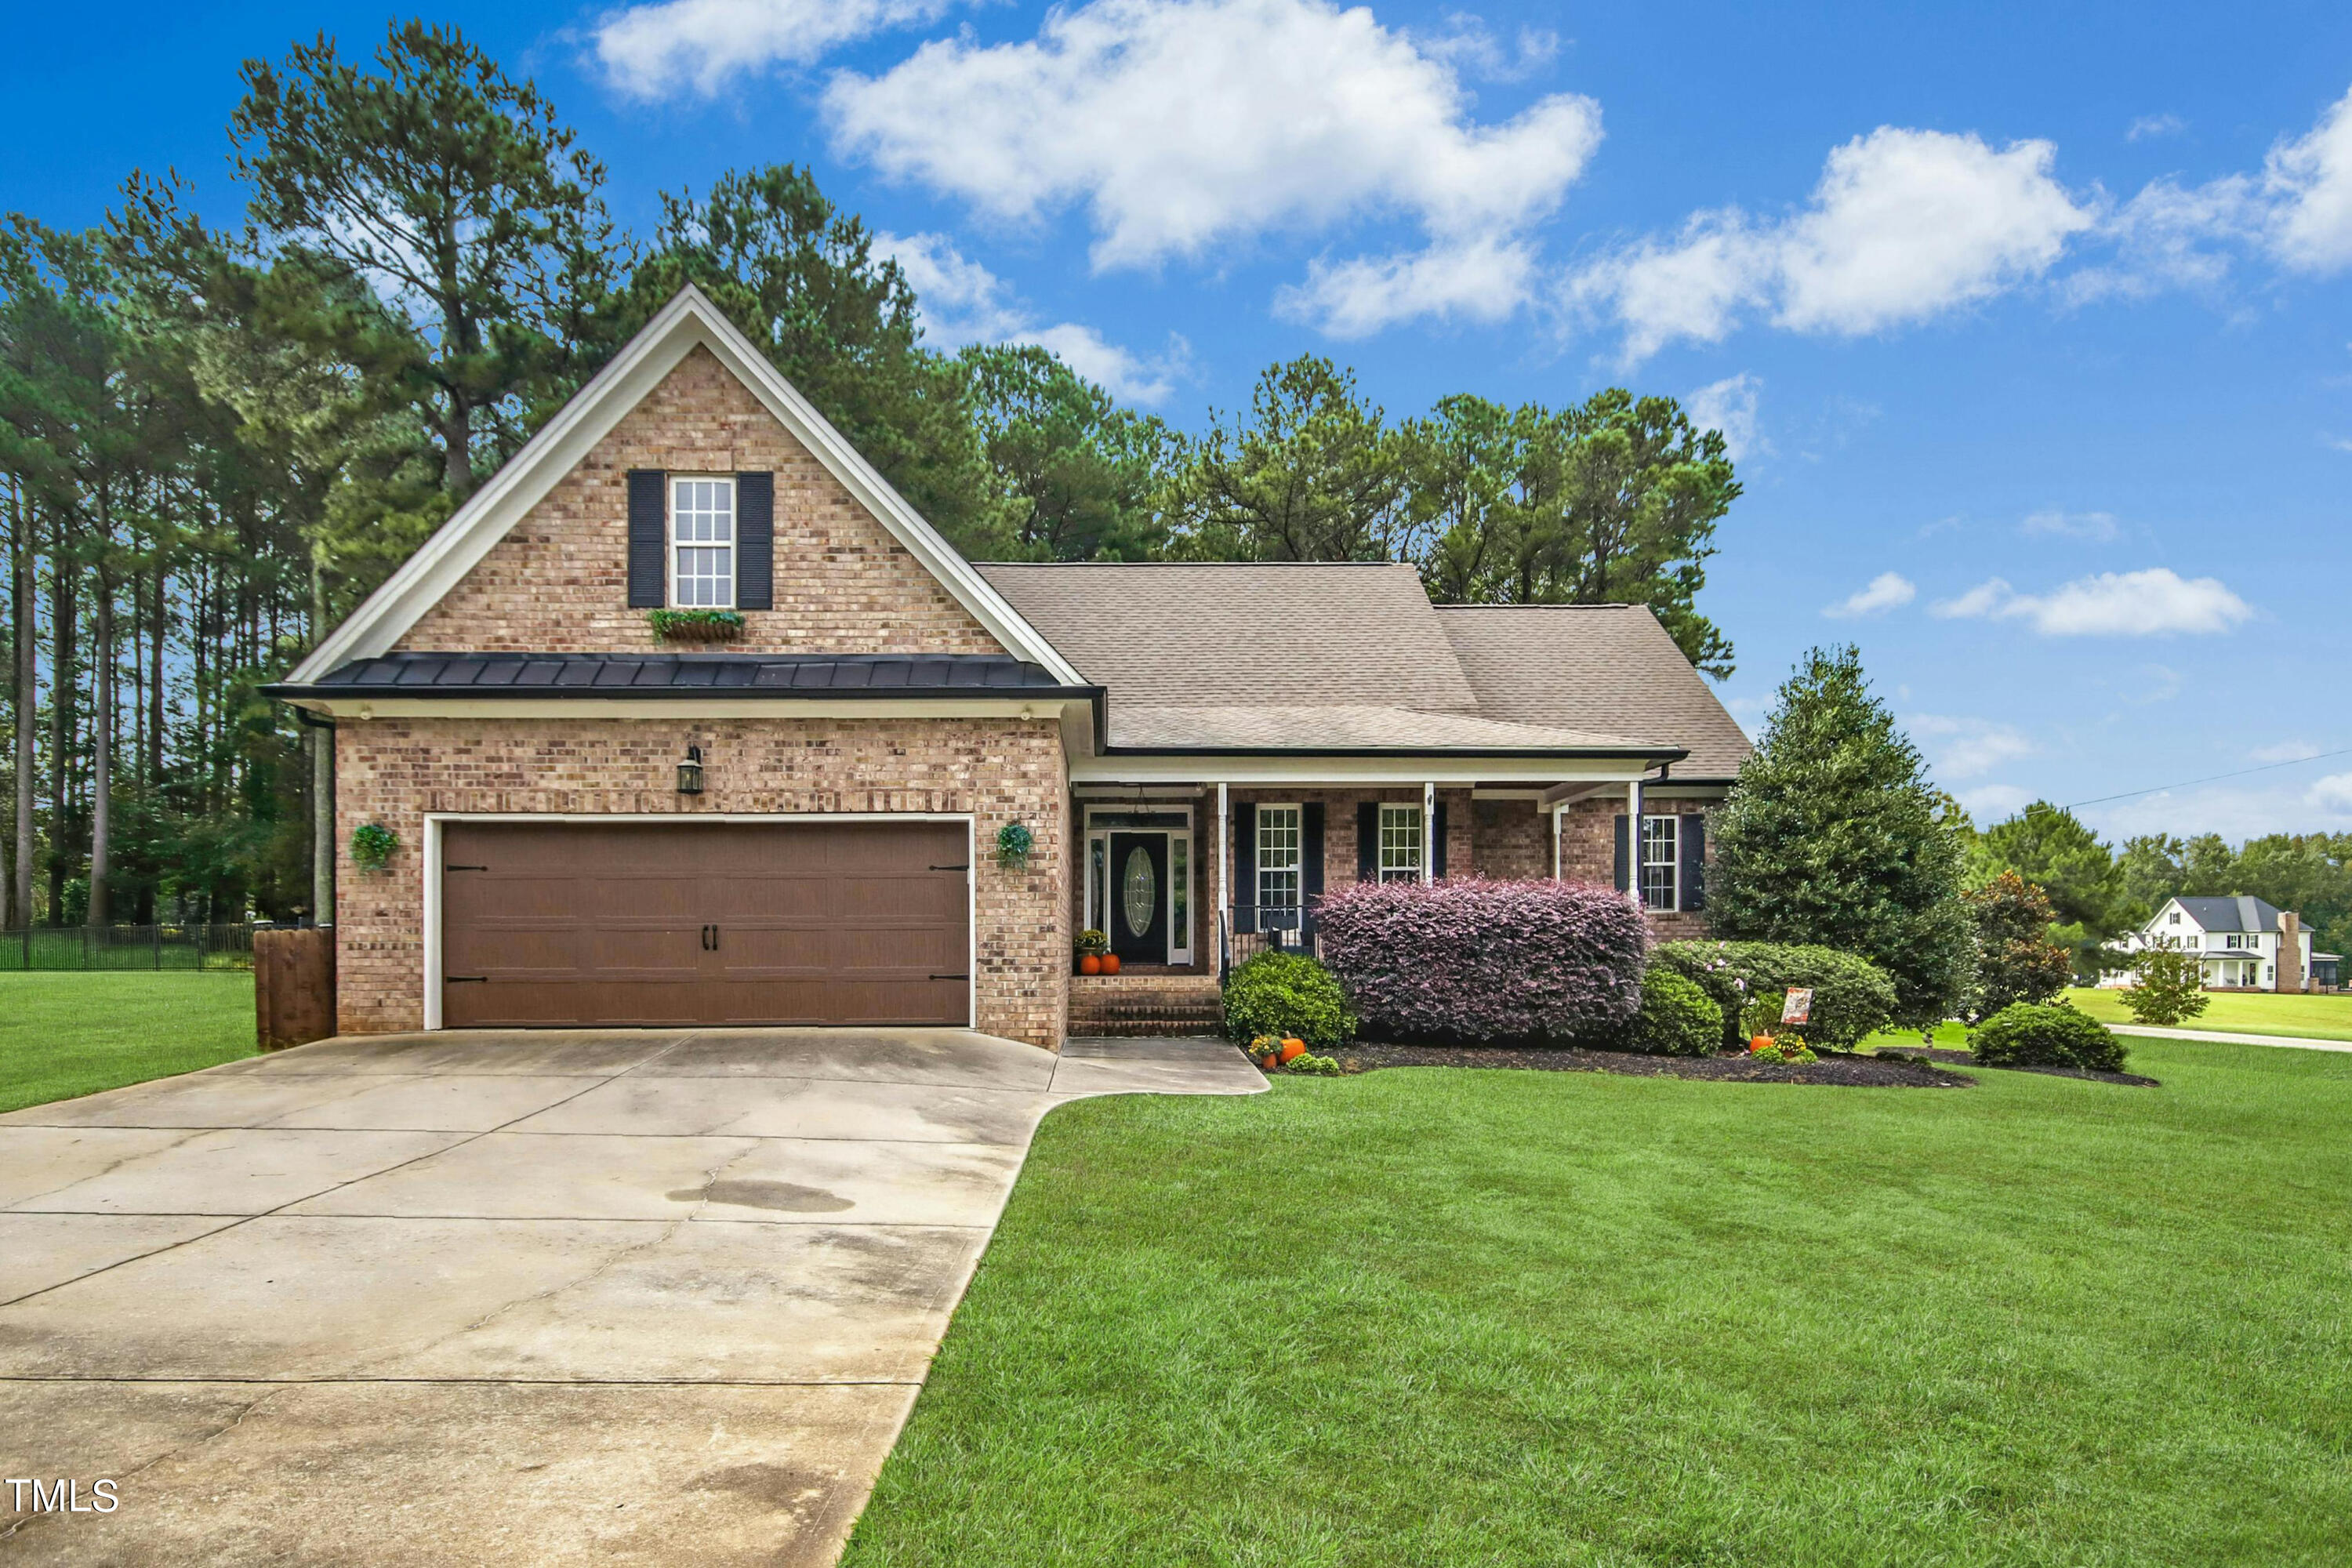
[{"x1": 2104, "y1": 895, "x2": 2339, "y2": 993}]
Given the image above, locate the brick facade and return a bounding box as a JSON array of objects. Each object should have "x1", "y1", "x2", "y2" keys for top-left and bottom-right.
[
  {"x1": 336, "y1": 716, "x2": 1069, "y2": 1048},
  {"x1": 398, "y1": 346, "x2": 1007, "y2": 658}
]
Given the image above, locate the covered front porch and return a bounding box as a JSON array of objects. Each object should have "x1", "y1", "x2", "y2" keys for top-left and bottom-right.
[{"x1": 1066, "y1": 755, "x2": 1717, "y2": 1014}]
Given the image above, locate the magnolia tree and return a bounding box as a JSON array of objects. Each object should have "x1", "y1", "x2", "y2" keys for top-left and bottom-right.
[{"x1": 1708, "y1": 645, "x2": 1976, "y2": 1029}]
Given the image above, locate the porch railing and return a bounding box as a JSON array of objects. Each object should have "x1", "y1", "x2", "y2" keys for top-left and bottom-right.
[
  {"x1": 1216, "y1": 905, "x2": 1320, "y2": 979},
  {"x1": 0, "y1": 924, "x2": 259, "y2": 971}
]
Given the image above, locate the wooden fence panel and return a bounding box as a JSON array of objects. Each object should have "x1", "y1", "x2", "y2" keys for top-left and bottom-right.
[{"x1": 256, "y1": 928, "x2": 337, "y2": 1051}]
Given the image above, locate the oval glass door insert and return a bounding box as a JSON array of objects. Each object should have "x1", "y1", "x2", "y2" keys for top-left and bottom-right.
[{"x1": 1122, "y1": 845, "x2": 1156, "y2": 937}]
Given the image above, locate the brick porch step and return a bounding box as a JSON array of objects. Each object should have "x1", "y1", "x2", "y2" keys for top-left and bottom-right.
[{"x1": 1069, "y1": 971, "x2": 1225, "y2": 1037}]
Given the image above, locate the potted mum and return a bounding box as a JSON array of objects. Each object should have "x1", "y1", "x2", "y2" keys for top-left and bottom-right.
[{"x1": 1075, "y1": 929, "x2": 1109, "y2": 975}]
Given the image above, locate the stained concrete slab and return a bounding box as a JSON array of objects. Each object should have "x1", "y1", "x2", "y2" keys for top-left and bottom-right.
[
  {"x1": 0, "y1": 1379, "x2": 917, "y2": 1566},
  {"x1": 505, "y1": 1074, "x2": 1054, "y2": 1144},
  {"x1": 0, "y1": 1027, "x2": 1262, "y2": 1563},
  {"x1": 286, "y1": 1131, "x2": 1026, "y2": 1226},
  {"x1": 0, "y1": 1127, "x2": 469, "y2": 1216},
  {"x1": 0, "y1": 1214, "x2": 239, "y2": 1304},
  {"x1": 637, "y1": 1027, "x2": 1058, "y2": 1090}
]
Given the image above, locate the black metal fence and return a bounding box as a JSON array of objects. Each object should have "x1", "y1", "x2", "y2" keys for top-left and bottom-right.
[{"x1": 0, "y1": 924, "x2": 258, "y2": 971}]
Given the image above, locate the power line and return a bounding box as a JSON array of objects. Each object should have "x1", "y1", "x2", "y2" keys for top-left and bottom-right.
[{"x1": 2058, "y1": 746, "x2": 2352, "y2": 812}]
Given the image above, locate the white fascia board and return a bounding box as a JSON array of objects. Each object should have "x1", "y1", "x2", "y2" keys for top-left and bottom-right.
[
  {"x1": 1069, "y1": 755, "x2": 1652, "y2": 787},
  {"x1": 288, "y1": 695, "x2": 1089, "y2": 724},
  {"x1": 292, "y1": 285, "x2": 1083, "y2": 688}
]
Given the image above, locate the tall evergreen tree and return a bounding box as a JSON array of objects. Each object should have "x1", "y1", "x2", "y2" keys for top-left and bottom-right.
[
  {"x1": 1709, "y1": 644, "x2": 1976, "y2": 1026},
  {"x1": 1164, "y1": 355, "x2": 1407, "y2": 562},
  {"x1": 960, "y1": 343, "x2": 1171, "y2": 561}
]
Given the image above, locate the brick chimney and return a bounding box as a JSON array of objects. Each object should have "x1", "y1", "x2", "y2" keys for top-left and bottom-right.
[{"x1": 2278, "y1": 910, "x2": 2305, "y2": 993}]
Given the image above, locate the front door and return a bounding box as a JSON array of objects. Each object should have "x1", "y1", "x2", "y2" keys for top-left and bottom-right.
[{"x1": 1108, "y1": 831, "x2": 1169, "y2": 966}]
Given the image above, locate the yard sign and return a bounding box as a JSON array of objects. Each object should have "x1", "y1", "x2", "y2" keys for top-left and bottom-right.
[{"x1": 1780, "y1": 988, "x2": 1813, "y2": 1025}]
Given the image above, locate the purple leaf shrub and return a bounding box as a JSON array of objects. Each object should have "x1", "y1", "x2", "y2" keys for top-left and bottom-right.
[{"x1": 1314, "y1": 879, "x2": 1651, "y2": 1044}]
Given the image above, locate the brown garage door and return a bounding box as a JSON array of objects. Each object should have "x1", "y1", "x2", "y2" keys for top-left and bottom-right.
[{"x1": 438, "y1": 820, "x2": 970, "y2": 1028}]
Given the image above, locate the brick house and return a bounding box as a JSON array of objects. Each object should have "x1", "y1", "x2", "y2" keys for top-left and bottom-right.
[{"x1": 268, "y1": 286, "x2": 1751, "y2": 1050}]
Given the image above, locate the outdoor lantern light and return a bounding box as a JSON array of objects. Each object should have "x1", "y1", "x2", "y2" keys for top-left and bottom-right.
[{"x1": 677, "y1": 744, "x2": 704, "y2": 796}]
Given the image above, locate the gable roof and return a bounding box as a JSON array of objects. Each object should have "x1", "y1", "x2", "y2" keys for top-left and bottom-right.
[
  {"x1": 1434, "y1": 605, "x2": 1753, "y2": 779},
  {"x1": 288, "y1": 285, "x2": 1082, "y2": 687},
  {"x1": 2169, "y1": 895, "x2": 2290, "y2": 933},
  {"x1": 978, "y1": 562, "x2": 1733, "y2": 761}
]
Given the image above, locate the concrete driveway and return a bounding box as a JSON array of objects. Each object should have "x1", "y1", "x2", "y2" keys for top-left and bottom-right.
[{"x1": 0, "y1": 1029, "x2": 1261, "y2": 1564}]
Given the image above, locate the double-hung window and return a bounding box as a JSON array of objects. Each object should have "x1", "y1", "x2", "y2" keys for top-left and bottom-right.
[
  {"x1": 670, "y1": 476, "x2": 736, "y2": 608},
  {"x1": 1377, "y1": 804, "x2": 1423, "y2": 883},
  {"x1": 1257, "y1": 805, "x2": 1301, "y2": 916},
  {"x1": 1639, "y1": 815, "x2": 1679, "y2": 912}
]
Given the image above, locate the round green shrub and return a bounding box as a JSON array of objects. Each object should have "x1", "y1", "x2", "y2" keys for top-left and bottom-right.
[
  {"x1": 1222, "y1": 952, "x2": 1358, "y2": 1051},
  {"x1": 1653, "y1": 940, "x2": 1898, "y2": 1052},
  {"x1": 1969, "y1": 1002, "x2": 2128, "y2": 1073},
  {"x1": 1627, "y1": 967, "x2": 1724, "y2": 1056}
]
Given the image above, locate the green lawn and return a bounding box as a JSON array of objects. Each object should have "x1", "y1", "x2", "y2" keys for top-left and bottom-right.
[
  {"x1": 2063, "y1": 985, "x2": 2352, "y2": 1043},
  {"x1": 0, "y1": 972, "x2": 258, "y2": 1113},
  {"x1": 846, "y1": 1040, "x2": 2352, "y2": 1566}
]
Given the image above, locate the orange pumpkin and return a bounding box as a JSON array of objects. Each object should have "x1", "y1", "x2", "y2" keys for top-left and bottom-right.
[
  {"x1": 1749, "y1": 1034, "x2": 1774, "y2": 1052},
  {"x1": 1079, "y1": 953, "x2": 1102, "y2": 975},
  {"x1": 1279, "y1": 1039, "x2": 1306, "y2": 1063},
  {"x1": 1260, "y1": 1053, "x2": 1280, "y2": 1070},
  {"x1": 1100, "y1": 953, "x2": 1121, "y2": 975}
]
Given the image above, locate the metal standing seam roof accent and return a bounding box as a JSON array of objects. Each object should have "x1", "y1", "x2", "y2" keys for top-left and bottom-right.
[{"x1": 263, "y1": 652, "x2": 1087, "y2": 698}]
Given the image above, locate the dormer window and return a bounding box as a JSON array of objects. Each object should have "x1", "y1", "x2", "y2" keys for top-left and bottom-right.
[{"x1": 670, "y1": 477, "x2": 736, "y2": 608}]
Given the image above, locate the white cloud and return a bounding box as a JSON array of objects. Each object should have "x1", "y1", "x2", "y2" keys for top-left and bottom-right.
[
  {"x1": 2128, "y1": 112, "x2": 2186, "y2": 142},
  {"x1": 1275, "y1": 235, "x2": 1539, "y2": 338},
  {"x1": 2252, "y1": 739, "x2": 2324, "y2": 764},
  {"x1": 2060, "y1": 175, "x2": 2260, "y2": 304},
  {"x1": 1909, "y1": 714, "x2": 2036, "y2": 780},
  {"x1": 2263, "y1": 84, "x2": 2352, "y2": 274},
  {"x1": 1933, "y1": 567, "x2": 2252, "y2": 636},
  {"x1": 880, "y1": 230, "x2": 1189, "y2": 402},
  {"x1": 2311, "y1": 773, "x2": 2352, "y2": 812},
  {"x1": 1959, "y1": 783, "x2": 2034, "y2": 820},
  {"x1": 1823, "y1": 571, "x2": 1916, "y2": 619},
  {"x1": 590, "y1": 0, "x2": 967, "y2": 97},
  {"x1": 1570, "y1": 128, "x2": 2094, "y2": 361},
  {"x1": 826, "y1": 0, "x2": 1603, "y2": 330},
  {"x1": 1684, "y1": 372, "x2": 1768, "y2": 463},
  {"x1": 2020, "y1": 508, "x2": 2120, "y2": 541}
]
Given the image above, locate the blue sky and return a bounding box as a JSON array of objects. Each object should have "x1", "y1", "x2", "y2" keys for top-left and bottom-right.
[{"x1": 8, "y1": 0, "x2": 2351, "y2": 840}]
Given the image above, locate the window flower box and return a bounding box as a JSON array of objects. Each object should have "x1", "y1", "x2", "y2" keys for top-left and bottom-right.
[{"x1": 647, "y1": 609, "x2": 746, "y2": 643}]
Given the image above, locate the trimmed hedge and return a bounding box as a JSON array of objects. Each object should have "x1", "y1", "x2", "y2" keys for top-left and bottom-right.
[
  {"x1": 1222, "y1": 952, "x2": 1357, "y2": 1051},
  {"x1": 1653, "y1": 940, "x2": 1899, "y2": 1052},
  {"x1": 1315, "y1": 879, "x2": 1649, "y2": 1045},
  {"x1": 1626, "y1": 967, "x2": 1724, "y2": 1056},
  {"x1": 1969, "y1": 1002, "x2": 2129, "y2": 1073}
]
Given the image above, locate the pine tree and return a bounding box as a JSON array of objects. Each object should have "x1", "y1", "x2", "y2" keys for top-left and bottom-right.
[{"x1": 1709, "y1": 644, "x2": 1976, "y2": 1027}]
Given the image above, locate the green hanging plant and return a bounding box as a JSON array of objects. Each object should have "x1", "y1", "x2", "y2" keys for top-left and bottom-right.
[
  {"x1": 647, "y1": 608, "x2": 746, "y2": 642},
  {"x1": 350, "y1": 822, "x2": 400, "y2": 874},
  {"x1": 995, "y1": 822, "x2": 1035, "y2": 869}
]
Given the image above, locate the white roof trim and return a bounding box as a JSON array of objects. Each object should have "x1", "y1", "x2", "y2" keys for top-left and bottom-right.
[{"x1": 290, "y1": 285, "x2": 1083, "y2": 686}]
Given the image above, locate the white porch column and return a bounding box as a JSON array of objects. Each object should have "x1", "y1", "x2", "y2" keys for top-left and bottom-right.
[
  {"x1": 1216, "y1": 780, "x2": 1229, "y2": 926},
  {"x1": 1422, "y1": 780, "x2": 1436, "y2": 884},
  {"x1": 1627, "y1": 777, "x2": 1643, "y2": 898},
  {"x1": 1551, "y1": 802, "x2": 1563, "y2": 880}
]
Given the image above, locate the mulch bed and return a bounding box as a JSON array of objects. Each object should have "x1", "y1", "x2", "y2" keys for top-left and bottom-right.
[
  {"x1": 1334, "y1": 1042, "x2": 1973, "y2": 1087},
  {"x1": 1875, "y1": 1046, "x2": 2161, "y2": 1088}
]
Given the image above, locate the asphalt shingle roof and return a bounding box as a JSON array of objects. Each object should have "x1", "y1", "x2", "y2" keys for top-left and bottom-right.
[
  {"x1": 2172, "y1": 895, "x2": 2288, "y2": 933},
  {"x1": 980, "y1": 562, "x2": 1748, "y2": 765}
]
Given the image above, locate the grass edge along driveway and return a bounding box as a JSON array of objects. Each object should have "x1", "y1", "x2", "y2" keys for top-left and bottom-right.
[
  {"x1": 0, "y1": 971, "x2": 257, "y2": 1114},
  {"x1": 844, "y1": 1039, "x2": 2352, "y2": 1567}
]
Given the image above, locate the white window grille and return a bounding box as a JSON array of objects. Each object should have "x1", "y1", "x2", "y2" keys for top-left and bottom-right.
[
  {"x1": 1639, "y1": 815, "x2": 1679, "y2": 912},
  {"x1": 1258, "y1": 806, "x2": 1301, "y2": 912},
  {"x1": 670, "y1": 477, "x2": 736, "y2": 607},
  {"x1": 1377, "y1": 804, "x2": 1423, "y2": 883}
]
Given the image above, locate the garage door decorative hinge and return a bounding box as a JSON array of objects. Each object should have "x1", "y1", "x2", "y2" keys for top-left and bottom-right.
[
  {"x1": 447, "y1": 975, "x2": 488, "y2": 983},
  {"x1": 929, "y1": 974, "x2": 969, "y2": 981},
  {"x1": 445, "y1": 864, "x2": 489, "y2": 872},
  {"x1": 929, "y1": 863, "x2": 969, "y2": 871}
]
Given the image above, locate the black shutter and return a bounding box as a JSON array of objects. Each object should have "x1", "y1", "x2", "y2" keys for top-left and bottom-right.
[
  {"x1": 735, "y1": 471, "x2": 774, "y2": 611},
  {"x1": 1613, "y1": 814, "x2": 1631, "y2": 892},
  {"x1": 1302, "y1": 802, "x2": 1325, "y2": 937},
  {"x1": 1233, "y1": 802, "x2": 1258, "y2": 933},
  {"x1": 1433, "y1": 800, "x2": 1448, "y2": 880},
  {"x1": 626, "y1": 470, "x2": 666, "y2": 608},
  {"x1": 1680, "y1": 814, "x2": 1706, "y2": 913},
  {"x1": 1356, "y1": 802, "x2": 1378, "y2": 882}
]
